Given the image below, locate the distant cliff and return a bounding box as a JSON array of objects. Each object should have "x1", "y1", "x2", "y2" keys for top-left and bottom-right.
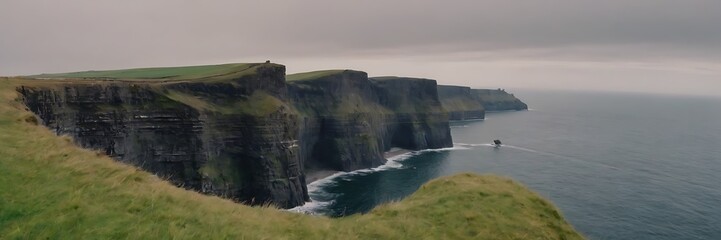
[
  {"x1": 437, "y1": 85, "x2": 486, "y2": 121},
  {"x1": 18, "y1": 64, "x2": 453, "y2": 208},
  {"x1": 473, "y1": 89, "x2": 528, "y2": 111},
  {"x1": 437, "y1": 85, "x2": 527, "y2": 120},
  {"x1": 287, "y1": 72, "x2": 452, "y2": 174}
]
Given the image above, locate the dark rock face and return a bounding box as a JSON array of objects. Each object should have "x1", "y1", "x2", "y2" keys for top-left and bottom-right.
[
  {"x1": 18, "y1": 66, "x2": 455, "y2": 208},
  {"x1": 19, "y1": 64, "x2": 307, "y2": 208},
  {"x1": 437, "y1": 85, "x2": 486, "y2": 121},
  {"x1": 436, "y1": 86, "x2": 528, "y2": 117},
  {"x1": 289, "y1": 72, "x2": 453, "y2": 174},
  {"x1": 18, "y1": 84, "x2": 207, "y2": 188},
  {"x1": 288, "y1": 71, "x2": 387, "y2": 172},
  {"x1": 472, "y1": 89, "x2": 528, "y2": 111},
  {"x1": 371, "y1": 77, "x2": 453, "y2": 150}
]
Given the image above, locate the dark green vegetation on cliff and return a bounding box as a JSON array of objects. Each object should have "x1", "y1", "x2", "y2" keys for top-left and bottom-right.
[{"x1": 0, "y1": 81, "x2": 581, "y2": 238}]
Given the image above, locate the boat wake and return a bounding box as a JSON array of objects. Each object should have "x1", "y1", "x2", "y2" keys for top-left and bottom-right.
[
  {"x1": 455, "y1": 142, "x2": 621, "y2": 170},
  {"x1": 288, "y1": 146, "x2": 469, "y2": 214}
]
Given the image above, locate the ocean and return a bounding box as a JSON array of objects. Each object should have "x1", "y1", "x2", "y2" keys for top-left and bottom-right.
[{"x1": 292, "y1": 90, "x2": 721, "y2": 240}]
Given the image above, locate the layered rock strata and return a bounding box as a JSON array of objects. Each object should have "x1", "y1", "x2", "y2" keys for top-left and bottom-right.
[{"x1": 18, "y1": 64, "x2": 455, "y2": 208}]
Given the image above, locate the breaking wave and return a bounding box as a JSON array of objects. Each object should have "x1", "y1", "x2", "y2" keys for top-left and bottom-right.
[{"x1": 288, "y1": 146, "x2": 469, "y2": 214}]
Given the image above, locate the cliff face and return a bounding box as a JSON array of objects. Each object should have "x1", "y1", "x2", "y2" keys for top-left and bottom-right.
[
  {"x1": 18, "y1": 64, "x2": 454, "y2": 208},
  {"x1": 437, "y1": 85, "x2": 486, "y2": 121},
  {"x1": 370, "y1": 77, "x2": 453, "y2": 150},
  {"x1": 288, "y1": 70, "x2": 388, "y2": 172},
  {"x1": 288, "y1": 72, "x2": 452, "y2": 174},
  {"x1": 19, "y1": 64, "x2": 307, "y2": 208},
  {"x1": 437, "y1": 86, "x2": 528, "y2": 116},
  {"x1": 473, "y1": 89, "x2": 528, "y2": 111}
]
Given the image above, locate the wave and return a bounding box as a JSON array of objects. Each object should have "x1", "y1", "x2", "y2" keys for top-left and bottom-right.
[{"x1": 288, "y1": 146, "x2": 469, "y2": 214}]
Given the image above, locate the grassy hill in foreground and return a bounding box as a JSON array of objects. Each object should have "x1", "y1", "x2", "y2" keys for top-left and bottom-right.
[{"x1": 0, "y1": 78, "x2": 582, "y2": 239}]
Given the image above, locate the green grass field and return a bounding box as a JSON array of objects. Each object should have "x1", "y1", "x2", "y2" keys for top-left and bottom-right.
[
  {"x1": 0, "y1": 78, "x2": 582, "y2": 239},
  {"x1": 26, "y1": 63, "x2": 256, "y2": 81}
]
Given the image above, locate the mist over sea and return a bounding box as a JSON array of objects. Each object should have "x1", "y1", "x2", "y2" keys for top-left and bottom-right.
[{"x1": 294, "y1": 90, "x2": 721, "y2": 240}]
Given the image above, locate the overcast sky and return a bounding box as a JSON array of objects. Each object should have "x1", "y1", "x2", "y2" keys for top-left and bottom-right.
[{"x1": 2, "y1": 0, "x2": 720, "y2": 96}]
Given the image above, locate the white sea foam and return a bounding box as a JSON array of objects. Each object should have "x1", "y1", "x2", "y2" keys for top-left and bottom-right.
[
  {"x1": 288, "y1": 146, "x2": 469, "y2": 214},
  {"x1": 288, "y1": 198, "x2": 334, "y2": 215}
]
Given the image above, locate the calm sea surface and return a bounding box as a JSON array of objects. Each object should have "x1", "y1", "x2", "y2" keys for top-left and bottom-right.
[{"x1": 294, "y1": 90, "x2": 721, "y2": 240}]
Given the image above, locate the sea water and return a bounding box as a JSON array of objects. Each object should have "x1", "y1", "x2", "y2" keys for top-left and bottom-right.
[{"x1": 294, "y1": 90, "x2": 721, "y2": 240}]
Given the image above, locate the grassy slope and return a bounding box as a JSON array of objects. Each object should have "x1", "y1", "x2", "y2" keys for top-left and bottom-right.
[
  {"x1": 0, "y1": 78, "x2": 582, "y2": 239},
  {"x1": 164, "y1": 89, "x2": 286, "y2": 116},
  {"x1": 26, "y1": 63, "x2": 255, "y2": 81}
]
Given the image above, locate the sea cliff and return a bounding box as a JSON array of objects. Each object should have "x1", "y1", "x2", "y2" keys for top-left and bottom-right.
[
  {"x1": 19, "y1": 64, "x2": 308, "y2": 208},
  {"x1": 437, "y1": 85, "x2": 528, "y2": 121},
  {"x1": 18, "y1": 64, "x2": 454, "y2": 208},
  {"x1": 473, "y1": 89, "x2": 528, "y2": 111},
  {"x1": 437, "y1": 85, "x2": 486, "y2": 120},
  {"x1": 289, "y1": 72, "x2": 452, "y2": 176}
]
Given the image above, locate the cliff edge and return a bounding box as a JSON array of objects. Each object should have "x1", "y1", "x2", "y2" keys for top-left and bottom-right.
[
  {"x1": 18, "y1": 63, "x2": 308, "y2": 208},
  {"x1": 16, "y1": 64, "x2": 453, "y2": 208}
]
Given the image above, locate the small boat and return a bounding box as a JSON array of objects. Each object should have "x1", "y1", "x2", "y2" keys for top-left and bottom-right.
[{"x1": 493, "y1": 139, "x2": 502, "y2": 148}]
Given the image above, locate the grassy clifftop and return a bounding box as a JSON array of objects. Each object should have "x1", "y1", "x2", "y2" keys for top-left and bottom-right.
[
  {"x1": 0, "y1": 78, "x2": 581, "y2": 239},
  {"x1": 25, "y1": 63, "x2": 265, "y2": 81},
  {"x1": 286, "y1": 70, "x2": 347, "y2": 82}
]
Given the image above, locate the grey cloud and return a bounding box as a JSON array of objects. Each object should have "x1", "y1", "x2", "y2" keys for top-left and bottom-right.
[{"x1": 0, "y1": 0, "x2": 719, "y2": 96}]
